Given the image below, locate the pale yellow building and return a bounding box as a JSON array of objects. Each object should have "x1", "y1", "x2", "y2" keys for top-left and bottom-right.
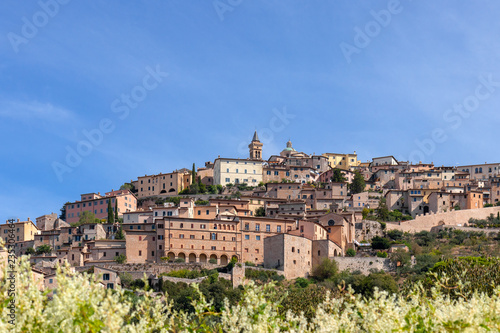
[
  {"x1": 0, "y1": 219, "x2": 39, "y2": 244},
  {"x1": 323, "y1": 152, "x2": 359, "y2": 170}
]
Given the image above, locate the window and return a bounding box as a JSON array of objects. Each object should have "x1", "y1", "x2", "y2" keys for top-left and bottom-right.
[
  {"x1": 266, "y1": 225, "x2": 270, "y2": 232},
  {"x1": 255, "y1": 224, "x2": 260, "y2": 231},
  {"x1": 211, "y1": 233, "x2": 217, "y2": 240},
  {"x1": 103, "y1": 274, "x2": 110, "y2": 281},
  {"x1": 256, "y1": 236, "x2": 261, "y2": 240},
  {"x1": 139, "y1": 250, "x2": 142, "y2": 256},
  {"x1": 180, "y1": 234, "x2": 184, "y2": 239},
  {"x1": 277, "y1": 226, "x2": 281, "y2": 233},
  {"x1": 245, "y1": 235, "x2": 249, "y2": 240}
]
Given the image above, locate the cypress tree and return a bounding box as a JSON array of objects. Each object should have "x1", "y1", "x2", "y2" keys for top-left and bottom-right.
[
  {"x1": 191, "y1": 163, "x2": 196, "y2": 185},
  {"x1": 114, "y1": 202, "x2": 119, "y2": 221},
  {"x1": 107, "y1": 199, "x2": 114, "y2": 224}
]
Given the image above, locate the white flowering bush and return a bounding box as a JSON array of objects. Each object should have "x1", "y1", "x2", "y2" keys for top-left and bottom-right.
[{"x1": 1, "y1": 253, "x2": 500, "y2": 332}]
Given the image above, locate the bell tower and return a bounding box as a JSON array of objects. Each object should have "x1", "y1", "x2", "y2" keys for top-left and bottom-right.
[{"x1": 248, "y1": 131, "x2": 263, "y2": 160}]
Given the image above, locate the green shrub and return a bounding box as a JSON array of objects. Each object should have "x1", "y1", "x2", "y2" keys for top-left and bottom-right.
[
  {"x1": 346, "y1": 248, "x2": 356, "y2": 257},
  {"x1": 312, "y1": 258, "x2": 338, "y2": 281},
  {"x1": 376, "y1": 251, "x2": 388, "y2": 258},
  {"x1": 295, "y1": 277, "x2": 311, "y2": 288},
  {"x1": 370, "y1": 236, "x2": 391, "y2": 250},
  {"x1": 114, "y1": 254, "x2": 127, "y2": 264},
  {"x1": 423, "y1": 256, "x2": 500, "y2": 299}
]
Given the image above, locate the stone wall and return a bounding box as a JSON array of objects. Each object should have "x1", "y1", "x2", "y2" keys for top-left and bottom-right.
[
  {"x1": 386, "y1": 206, "x2": 500, "y2": 233},
  {"x1": 334, "y1": 257, "x2": 393, "y2": 275},
  {"x1": 430, "y1": 225, "x2": 500, "y2": 235},
  {"x1": 90, "y1": 262, "x2": 218, "y2": 276},
  {"x1": 355, "y1": 220, "x2": 384, "y2": 241}
]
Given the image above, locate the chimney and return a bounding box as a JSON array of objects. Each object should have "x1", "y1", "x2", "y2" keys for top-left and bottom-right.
[
  {"x1": 17, "y1": 218, "x2": 20, "y2": 222},
  {"x1": 27, "y1": 217, "x2": 30, "y2": 221}
]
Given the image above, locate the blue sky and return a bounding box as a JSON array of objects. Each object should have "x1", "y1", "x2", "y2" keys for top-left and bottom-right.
[{"x1": 1, "y1": 1, "x2": 500, "y2": 222}]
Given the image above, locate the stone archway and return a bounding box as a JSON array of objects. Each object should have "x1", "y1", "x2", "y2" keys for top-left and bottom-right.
[
  {"x1": 220, "y1": 255, "x2": 228, "y2": 265},
  {"x1": 199, "y1": 254, "x2": 207, "y2": 263},
  {"x1": 188, "y1": 253, "x2": 196, "y2": 263}
]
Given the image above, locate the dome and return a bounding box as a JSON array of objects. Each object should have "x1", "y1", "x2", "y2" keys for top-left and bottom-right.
[{"x1": 283, "y1": 139, "x2": 295, "y2": 151}]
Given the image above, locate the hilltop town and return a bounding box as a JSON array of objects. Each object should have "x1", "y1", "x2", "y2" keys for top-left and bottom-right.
[{"x1": 2, "y1": 131, "x2": 500, "y2": 288}]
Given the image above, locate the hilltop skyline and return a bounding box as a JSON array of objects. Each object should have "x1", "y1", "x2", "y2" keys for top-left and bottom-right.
[{"x1": 2, "y1": 1, "x2": 500, "y2": 221}]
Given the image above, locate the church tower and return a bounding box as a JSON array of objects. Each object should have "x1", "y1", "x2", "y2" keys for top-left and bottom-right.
[{"x1": 248, "y1": 131, "x2": 263, "y2": 160}]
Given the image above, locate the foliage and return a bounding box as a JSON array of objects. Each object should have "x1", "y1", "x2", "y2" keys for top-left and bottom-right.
[
  {"x1": 119, "y1": 182, "x2": 135, "y2": 192},
  {"x1": 25, "y1": 247, "x2": 35, "y2": 255},
  {"x1": 115, "y1": 227, "x2": 125, "y2": 240},
  {"x1": 209, "y1": 258, "x2": 217, "y2": 264},
  {"x1": 244, "y1": 268, "x2": 285, "y2": 283},
  {"x1": 191, "y1": 163, "x2": 196, "y2": 184},
  {"x1": 3, "y1": 254, "x2": 500, "y2": 331},
  {"x1": 114, "y1": 254, "x2": 126, "y2": 264},
  {"x1": 330, "y1": 168, "x2": 346, "y2": 182},
  {"x1": 35, "y1": 244, "x2": 52, "y2": 255},
  {"x1": 254, "y1": 206, "x2": 266, "y2": 217},
  {"x1": 279, "y1": 284, "x2": 326, "y2": 320},
  {"x1": 174, "y1": 258, "x2": 185, "y2": 263},
  {"x1": 469, "y1": 213, "x2": 500, "y2": 228},
  {"x1": 370, "y1": 236, "x2": 391, "y2": 250},
  {"x1": 156, "y1": 196, "x2": 181, "y2": 206},
  {"x1": 195, "y1": 199, "x2": 209, "y2": 206},
  {"x1": 114, "y1": 202, "x2": 119, "y2": 222},
  {"x1": 312, "y1": 258, "x2": 338, "y2": 281},
  {"x1": 349, "y1": 171, "x2": 365, "y2": 194},
  {"x1": 107, "y1": 199, "x2": 114, "y2": 224},
  {"x1": 346, "y1": 248, "x2": 356, "y2": 257},
  {"x1": 118, "y1": 272, "x2": 133, "y2": 287},
  {"x1": 389, "y1": 249, "x2": 412, "y2": 273},
  {"x1": 362, "y1": 207, "x2": 370, "y2": 220},
  {"x1": 59, "y1": 202, "x2": 71, "y2": 220},
  {"x1": 387, "y1": 229, "x2": 404, "y2": 241},
  {"x1": 71, "y1": 210, "x2": 100, "y2": 227},
  {"x1": 295, "y1": 277, "x2": 311, "y2": 288},
  {"x1": 423, "y1": 256, "x2": 500, "y2": 299},
  {"x1": 163, "y1": 268, "x2": 218, "y2": 279},
  {"x1": 376, "y1": 251, "x2": 388, "y2": 258}
]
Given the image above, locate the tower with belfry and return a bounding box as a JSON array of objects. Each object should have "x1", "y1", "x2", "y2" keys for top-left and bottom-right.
[{"x1": 248, "y1": 131, "x2": 263, "y2": 160}]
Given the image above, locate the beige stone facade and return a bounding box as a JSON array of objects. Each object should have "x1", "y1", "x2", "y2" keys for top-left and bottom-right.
[
  {"x1": 133, "y1": 170, "x2": 191, "y2": 198},
  {"x1": 65, "y1": 190, "x2": 137, "y2": 224}
]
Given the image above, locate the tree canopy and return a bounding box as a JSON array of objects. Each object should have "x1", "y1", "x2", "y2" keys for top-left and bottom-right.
[{"x1": 349, "y1": 171, "x2": 365, "y2": 194}]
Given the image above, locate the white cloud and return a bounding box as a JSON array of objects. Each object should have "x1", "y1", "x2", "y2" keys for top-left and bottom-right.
[{"x1": 0, "y1": 100, "x2": 76, "y2": 122}]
